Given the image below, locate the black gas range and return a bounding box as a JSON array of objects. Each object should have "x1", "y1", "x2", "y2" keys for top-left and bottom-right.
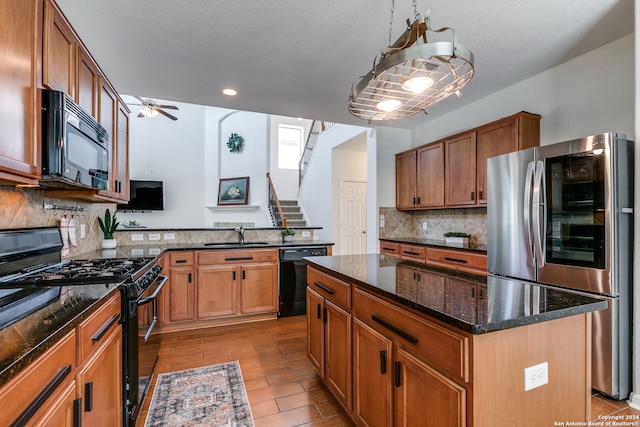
[{"x1": 0, "y1": 227, "x2": 165, "y2": 426}]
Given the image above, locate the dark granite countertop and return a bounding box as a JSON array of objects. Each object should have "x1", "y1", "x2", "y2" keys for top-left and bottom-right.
[
  {"x1": 78, "y1": 240, "x2": 333, "y2": 259},
  {"x1": 0, "y1": 240, "x2": 333, "y2": 387},
  {"x1": 380, "y1": 237, "x2": 487, "y2": 252},
  {"x1": 0, "y1": 284, "x2": 121, "y2": 387},
  {"x1": 304, "y1": 254, "x2": 606, "y2": 335}
]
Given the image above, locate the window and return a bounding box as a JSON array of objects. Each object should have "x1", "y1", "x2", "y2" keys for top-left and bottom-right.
[{"x1": 278, "y1": 124, "x2": 304, "y2": 170}]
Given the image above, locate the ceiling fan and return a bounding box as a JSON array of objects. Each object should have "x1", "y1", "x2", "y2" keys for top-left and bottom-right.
[{"x1": 129, "y1": 96, "x2": 179, "y2": 121}]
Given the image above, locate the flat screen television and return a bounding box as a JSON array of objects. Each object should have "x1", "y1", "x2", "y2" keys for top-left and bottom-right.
[{"x1": 120, "y1": 180, "x2": 164, "y2": 211}]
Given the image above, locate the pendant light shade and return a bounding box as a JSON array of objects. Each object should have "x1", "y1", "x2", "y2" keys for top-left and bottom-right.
[{"x1": 348, "y1": 12, "x2": 474, "y2": 122}]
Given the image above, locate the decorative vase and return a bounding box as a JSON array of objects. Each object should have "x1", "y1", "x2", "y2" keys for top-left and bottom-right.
[
  {"x1": 101, "y1": 238, "x2": 117, "y2": 249},
  {"x1": 283, "y1": 235, "x2": 294, "y2": 242}
]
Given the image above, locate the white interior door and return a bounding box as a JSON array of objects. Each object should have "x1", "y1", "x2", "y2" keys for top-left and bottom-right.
[{"x1": 340, "y1": 180, "x2": 367, "y2": 255}]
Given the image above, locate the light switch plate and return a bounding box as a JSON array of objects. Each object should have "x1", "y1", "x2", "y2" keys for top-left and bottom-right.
[
  {"x1": 149, "y1": 234, "x2": 160, "y2": 241},
  {"x1": 131, "y1": 234, "x2": 144, "y2": 241}
]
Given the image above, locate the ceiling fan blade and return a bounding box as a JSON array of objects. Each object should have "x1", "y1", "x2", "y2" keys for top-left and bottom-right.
[
  {"x1": 156, "y1": 104, "x2": 179, "y2": 110},
  {"x1": 137, "y1": 111, "x2": 146, "y2": 118},
  {"x1": 134, "y1": 96, "x2": 146, "y2": 104},
  {"x1": 157, "y1": 108, "x2": 178, "y2": 121},
  {"x1": 126, "y1": 103, "x2": 144, "y2": 107}
]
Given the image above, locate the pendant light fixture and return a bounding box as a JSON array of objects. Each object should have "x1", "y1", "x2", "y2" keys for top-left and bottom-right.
[{"x1": 348, "y1": 2, "x2": 474, "y2": 122}]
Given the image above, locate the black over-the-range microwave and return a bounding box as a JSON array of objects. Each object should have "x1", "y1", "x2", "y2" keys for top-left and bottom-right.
[{"x1": 41, "y1": 89, "x2": 110, "y2": 190}]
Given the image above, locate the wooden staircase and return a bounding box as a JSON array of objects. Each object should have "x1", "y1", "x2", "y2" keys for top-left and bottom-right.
[{"x1": 278, "y1": 200, "x2": 306, "y2": 227}]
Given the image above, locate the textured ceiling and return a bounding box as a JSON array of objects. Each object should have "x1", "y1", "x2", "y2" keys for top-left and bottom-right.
[{"x1": 55, "y1": 0, "x2": 633, "y2": 129}]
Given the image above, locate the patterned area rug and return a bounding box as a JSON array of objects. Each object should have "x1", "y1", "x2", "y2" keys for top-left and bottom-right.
[{"x1": 144, "y1": 361, "x2": 254, "y2": 427}]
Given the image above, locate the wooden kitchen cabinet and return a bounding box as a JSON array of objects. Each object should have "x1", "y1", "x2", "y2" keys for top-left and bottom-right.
[
  {"x1": 394, "y1": 347, "x2": 466, "y2": 427},
  {"x1": 164, "y1": 249, "x2": 278, "y2": 327},
  {"x1": 0, "y1": 0, "x2": 41, "y2": 185},
  {"x1": 43, "y1": 0, "x2": 76, "y2": 98},
  {"x1": 352, "y1": 318, "x2": 392, "y2": 427},
  {"x1": 445, "y1": 131, "x2": 477, "y2": 207},
  {"x1": 76, "y1": 292, "x2": 123, "y2": 426},
  {"x1": 351, "y1": 286, "x2": 469, "y2": 427},
  {"x1": 476, "y1": 112, "x2": 540, "y2": 204},
  {"x1": 395, "y1": 143, "x2": 444, "y2": 210},
  {"x1": 379, "y1": 241, "x2": 400, "y2": 257},
  {"x1": 77, "y1": 324, "x2": 122, "y2": 427},
  {"x1": 40, "y1": 0, "x2": 131, "y2": 203},
  {"x1": 197, "y1": 265, "x2": 237, "y2": 318},
  {"x1": 306, "y1": 267, "x2": 352, "y2": 411},
  {"x1": 426, "y1": 247, "x2": 487, "y2": 275},
  {"x1": 28, "y1": 380, "x2": 78, "y2": 427},
  {"x1": 241, "y1": 263, "x2": 278, "y2": 314},
  {"x1": 398, "y1": 243, "x2": 426, "y2": 263},
  {"x1": 395, "y1": 112, "x2": 540, "y2": 210},
  {"x1": 76, "y1": 46, "x2": 99, "y2": 118},
  {"x1": 166, "y1": 252, "x2": 196, "y2": 323},
  {"x1": 0, "y1": 331, "x2": 77, "y2": 426}
]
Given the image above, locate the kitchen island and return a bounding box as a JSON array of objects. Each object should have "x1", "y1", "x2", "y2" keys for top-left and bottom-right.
[{"x1": 304, "y1": 254, "x2": 606, "y2": 427}]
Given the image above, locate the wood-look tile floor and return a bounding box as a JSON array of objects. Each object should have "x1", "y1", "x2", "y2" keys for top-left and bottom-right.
[
  {"x1": 136, "y1": 316, "x2": 354, "y2": 426},
  {"x1": 136, "y1": 316, "x2": 640, "y2": 426}
]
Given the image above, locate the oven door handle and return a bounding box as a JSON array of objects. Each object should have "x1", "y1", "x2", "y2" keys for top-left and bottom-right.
[{"x1": 137, "y1": 275, "x2": 168, "y2": 306}]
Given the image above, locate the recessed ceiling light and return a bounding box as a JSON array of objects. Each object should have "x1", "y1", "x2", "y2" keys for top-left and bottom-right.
[{"x1": 222, "y1": 88, "x2": 237, "y2": 96}]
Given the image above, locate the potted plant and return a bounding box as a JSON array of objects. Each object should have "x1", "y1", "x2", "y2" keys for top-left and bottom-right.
[
  {"x1": 444, "y1": 231, "x2": 471, "y2": 246},
  {"x1": 281, "y1": 227, "x2": 296, "y2": 242},
  {"x1": 98, "y1": 208, "x2": 119, "y2": 249}
]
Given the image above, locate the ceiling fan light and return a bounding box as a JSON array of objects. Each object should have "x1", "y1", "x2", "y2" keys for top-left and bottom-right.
[
  {"x1": 140, "y1": 107, "x2": 151, "y2": 116},
  {"x1": 402, "y1": 76, "x2": 435, "y2": 93},
  {"x1": 148, "y1": 108, "x2": 159, "y2": 117},
  {"x1": 376, "y1": 99, "x2": 402, "y2": 112}
]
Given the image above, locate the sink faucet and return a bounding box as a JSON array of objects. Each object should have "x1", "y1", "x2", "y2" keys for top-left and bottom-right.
[{"x1": 235, "y1": 226, "x2": 245, "y2": 245}]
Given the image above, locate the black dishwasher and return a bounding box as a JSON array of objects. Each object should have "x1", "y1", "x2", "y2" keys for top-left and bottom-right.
[{"x1": 278, "y1": 246, "x2": 327, "y2": 317}]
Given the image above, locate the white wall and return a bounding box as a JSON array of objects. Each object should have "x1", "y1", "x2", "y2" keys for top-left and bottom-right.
[
  {"x1": 331, "y1": 135, "x2": 368, "y2": 254},
  {"x1": 298, "y1": 124, "x2": 373, "y2": 244},
  {"x1": 120, "y1": 97, "x2": 275, "y2": 228},
  {"x1": 121, "y1": 97, "x2": 209, "y2": 228},
  {"x1": 409, "y1": 34, "x2": 634, "y2": 147}
]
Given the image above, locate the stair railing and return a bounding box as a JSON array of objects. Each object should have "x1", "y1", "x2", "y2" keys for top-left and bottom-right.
[
  {"x1": 299, "y1": 120, "x2": 335, "y2": 186},
  {"x1": 266, "y1": 172, "x2": 287, "y2": 228}
]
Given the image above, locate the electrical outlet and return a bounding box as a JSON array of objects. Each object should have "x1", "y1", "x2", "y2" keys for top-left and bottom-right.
[
  {"x1": 131, "y1": 234, "x2": 144, "y2": 241},
  {"x1": 524, "y1": 362, "x2": 548, "y2": 391},
  {"x1": 164, "y1": 233, "x2": 176, "y2": 240},
  {"x1": 301, "y1": 231, "x2": 311, "y2": 238},
  {"x1": 149, "y1": 234, "x2": 160, "y2": 241},
  {"x1": 422, "y1": 221, "x2": 427, "y2": 231},
  {"x1": 80, "y1": 224, "x2": 86, "y2": 238}
]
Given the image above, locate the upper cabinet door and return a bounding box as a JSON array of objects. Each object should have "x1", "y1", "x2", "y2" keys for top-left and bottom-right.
[
  {"x1": 43, "y1": 0, "x2": 76, "y2": 97},
  {"x1": 416, "y1": 143, "x2": 444, "y2": 208},
  {"x1": 476, "y1": 112, "x2": 540, "y2": 205},
  {"x1": 445, "y1": 131, "x2": 477, "y2": 207},
  {"x1": 0, "y1": 0, "x2": 41, "y2": 185},
  {"x1": 395, "y1": 151, "x2": 418, "y2": 210},
  {"x1": 76, "y1": 47, "x2": 99, "y2": 118}
]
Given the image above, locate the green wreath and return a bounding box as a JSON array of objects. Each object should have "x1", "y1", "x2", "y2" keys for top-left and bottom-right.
[{"x1": 227, "y1": 133, "x2": 244, "y2": 153}]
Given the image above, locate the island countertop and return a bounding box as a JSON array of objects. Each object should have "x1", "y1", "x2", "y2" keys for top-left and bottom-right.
[{"x1": 304, "y1": 254, "x2": 606, "y2": 334}]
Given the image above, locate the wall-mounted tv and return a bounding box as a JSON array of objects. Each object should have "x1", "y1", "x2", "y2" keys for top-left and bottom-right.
[{"x1": 119, "y1": 180, "x2": 164, "y2": 211}]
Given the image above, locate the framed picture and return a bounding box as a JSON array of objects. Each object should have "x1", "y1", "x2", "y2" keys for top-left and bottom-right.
[{"x1": 217, "y1": 177, "x2": 249, "y2": 205}]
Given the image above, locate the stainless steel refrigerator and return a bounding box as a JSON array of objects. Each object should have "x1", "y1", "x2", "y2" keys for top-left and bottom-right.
[{"x1": 486, "y1": 132, "x2": 633, "y2": 399}]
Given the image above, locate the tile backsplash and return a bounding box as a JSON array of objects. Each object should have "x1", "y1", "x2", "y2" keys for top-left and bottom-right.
[
  {"x1": 0, "y1": 186, "x2": 113, "y2": 258},
  {"x1": 379, "y1": 206, "x2": 487, "y2": 246}
]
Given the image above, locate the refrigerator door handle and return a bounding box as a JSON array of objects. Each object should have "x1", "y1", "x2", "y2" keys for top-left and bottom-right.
[
  {"x1": 532, "y1": 160, "x2": 546, "y2": 267},
  {"x1": 523, "y1": 161, "x2": 535, "y2": 266}
]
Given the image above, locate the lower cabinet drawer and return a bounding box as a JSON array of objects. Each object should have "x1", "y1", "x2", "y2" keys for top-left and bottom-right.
[
  {"x1": 352, "y1": 287, "x2": 469, "y2": 383},
  {"x1": 0, "y1": 331, "x2": 77, "y2": 425},
  {"x1": 307, "y1": 267, "x2": 351, "y2": 310},
  {"x1": 426, "y1": 247, "x2": 487, "y2": 274},
  {"x1": 78, "y1": 292, "x2": 121, "y2": 364},
  {"x1": 198, "y1": 248, "x2": 277, "y2": 265},
  {"x1": 379, "y1": 241, "x2": 400, "y2": 256},
  {"x1": 399, "y1": 244, "x2": 426, "y2": 263}
]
